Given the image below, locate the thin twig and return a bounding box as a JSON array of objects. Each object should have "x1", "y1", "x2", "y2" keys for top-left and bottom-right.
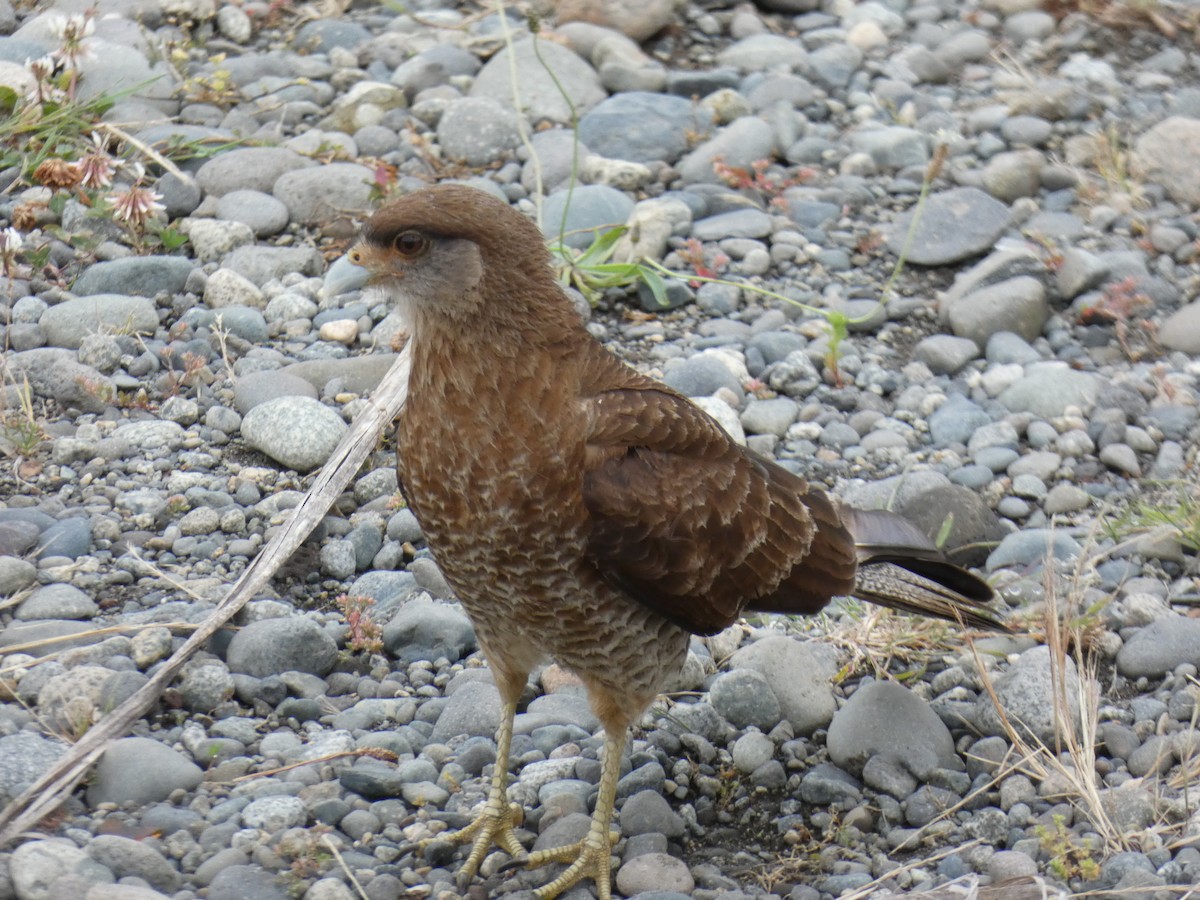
[
  {"x1": 97, "y1": 122, "x2": 190, "y2": 181},
  {"x1": 322, "y1": 833, "x2": 370, "y2": 900}
]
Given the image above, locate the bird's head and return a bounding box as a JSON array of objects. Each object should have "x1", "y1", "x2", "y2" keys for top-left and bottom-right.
[{"x1": 333, "y1": 184, "x2": 569, "y2": 338}]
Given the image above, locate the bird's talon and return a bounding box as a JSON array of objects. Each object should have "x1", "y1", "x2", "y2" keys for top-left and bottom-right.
[
  {"x1": 428, "y1": 799, "x2": 526, "y2": 884},
  {"x1": 522, "y1": 832, "x2": 618, "y2": 899}
]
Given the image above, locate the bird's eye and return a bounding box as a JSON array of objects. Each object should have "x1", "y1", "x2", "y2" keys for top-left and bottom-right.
[{"x1": 393, "y1": 231, "x2": 427, "y2": 256}]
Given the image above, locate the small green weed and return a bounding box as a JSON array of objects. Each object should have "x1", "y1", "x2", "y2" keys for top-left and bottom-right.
[{"x1": 1036, "y1": 813, "x2": 1101, "y2": 882}]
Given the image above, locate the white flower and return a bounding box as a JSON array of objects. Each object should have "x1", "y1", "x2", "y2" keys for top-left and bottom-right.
[
  {"x1": 46, "y1": 12, "x2": 95, "y2": 42},
  {"x1": 0, "y1": 228, "x2": 23, "y2": 275},
  {"x1": 48, "y1": 12, "x2": 96, "y2": 70},
  {"x1": 0, "y1": 227, "x2": 22, "y2": 254}
]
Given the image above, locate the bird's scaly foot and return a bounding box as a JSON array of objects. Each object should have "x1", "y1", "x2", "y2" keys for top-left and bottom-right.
[
  {"x1": 522, "y1": 829, "x2": 620, "y2": 900},
  {"x1": 430, "y1": 798, "x2": 527, "y2": 889}
]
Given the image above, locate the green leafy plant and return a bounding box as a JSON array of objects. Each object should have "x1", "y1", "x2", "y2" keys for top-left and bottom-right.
[
  {"x1": 1106, "y1": 481, "x2": 1200, "y2": 553},
  {"x1": 549, "y1": 225, "x2": 668, "y2": 308}
]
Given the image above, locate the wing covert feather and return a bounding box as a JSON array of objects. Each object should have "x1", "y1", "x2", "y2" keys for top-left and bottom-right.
[{"x1": 581, "y1": 386, "x2": 857, "y2": 635}]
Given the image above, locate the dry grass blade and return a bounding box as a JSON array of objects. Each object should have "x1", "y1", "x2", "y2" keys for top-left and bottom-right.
[
  {"x1": 833, "y1": 841, "x2": 984, "y2": 900},
  {"x1": 228, "y1": 747, "x2": 398, "y2": 783},
  {"x1": 816, "y1": 602, "x2": 1000, "y2": 683},
  {"x1": 321, "y1": 833, "x2": 370, "y2": 900},
  {"x1": 0, "y1": 622, "x2": 198, "y2": 667},
  {"x1": 0, "y1": 347, "x2": 412, "y2": 847},
  {"x1": 970, "y1": 556, "x2": 1126, "y2": 855}
]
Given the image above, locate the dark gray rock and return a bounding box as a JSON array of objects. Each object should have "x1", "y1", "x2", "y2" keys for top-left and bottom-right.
[
  {"x1": 226, "y1": 617, "x2": 338, "y2": 677},
  {"x1": 70, "y1": 257, "x2": 193, "y2": 299},
  {"x1": 429, "y1": 681, "x2": 501, "y2": 743},
  {"x1": 709, "y1": 668, "x2": 782, "y2": 731},
  {"x1": 382, "y1": 595, "x2": 475, "y2": 664},
  {"x1": 889, "y1": 187, "x2": 1010, "y2": 266}
]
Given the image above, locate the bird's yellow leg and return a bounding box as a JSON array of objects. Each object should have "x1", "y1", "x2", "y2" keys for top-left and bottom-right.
[
  {"x1": 523, "y1": 724, "x2": 626, "y2": 900},
  {"x1": 432, "y1": 694, "x2": 526, "y2": 888}
]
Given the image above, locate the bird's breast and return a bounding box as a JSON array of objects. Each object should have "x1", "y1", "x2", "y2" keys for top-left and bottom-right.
[{"x1": 396, "y1": 344, "x2": 591, "y2": 594}]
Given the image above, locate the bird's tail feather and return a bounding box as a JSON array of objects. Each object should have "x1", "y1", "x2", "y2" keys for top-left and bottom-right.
[{"x1": 846, "y1": 507, "x2": 1007, "y2": 632}]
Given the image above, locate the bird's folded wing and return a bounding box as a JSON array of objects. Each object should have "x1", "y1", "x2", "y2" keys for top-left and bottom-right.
[{"x1": 580, "y1": 384, "x2": 856, "y2": 635}]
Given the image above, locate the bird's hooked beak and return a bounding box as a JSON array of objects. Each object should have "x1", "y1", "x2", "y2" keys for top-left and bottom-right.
[{"x1": 322, "y1": 247, "x2": 371, "y2": 299}]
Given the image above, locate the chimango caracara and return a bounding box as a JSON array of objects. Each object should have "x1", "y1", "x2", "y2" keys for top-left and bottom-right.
[{"x1": 342, "y1": 183, "x2": 1005, "y2": 899}]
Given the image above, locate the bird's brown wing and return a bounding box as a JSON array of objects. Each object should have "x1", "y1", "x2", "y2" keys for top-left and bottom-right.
[{"x1": 581, "y1": 383, "x2": 858, "y2": 636}]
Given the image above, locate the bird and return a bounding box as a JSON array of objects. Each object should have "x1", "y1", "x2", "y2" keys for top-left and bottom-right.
[{"x1": 339, "y1": 183, "x2": 1006, "y2": 899}]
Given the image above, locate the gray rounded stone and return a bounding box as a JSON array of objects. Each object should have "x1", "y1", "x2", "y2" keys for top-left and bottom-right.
[
  {"x1": 0, "y1": 733, "x2": 69, "y2": 803},
  {"x1": 947, "y1": 276, "x2": 1048, "y2": 347},
  {"x1": 620, "y1": 789, "x2": 685, "y2": 838},
  {"x1": 39, "y1": 295, "x2": 158, "y2": 349},
  {"x1": 729, "y1": 636, "x2": 837, "y2": 735},
  {"x1": 888, "y1": 187, "x2": 1011, "y2": 266},
  {"x1": 10, "y1": 840, "x2": 115, "y2": 900},
  {"x1": 541, "y1": 184, "x2": 635, "y2": 250},
  {"x1": 974, "y1": 645, "x2": 1082, "y2": 745},
  {"x1": 827, "y1": 680, "x2": 955, "y2": 777},
  {"x1": 272, "y1": 163, "x2": 376, "y2": 226},
  {"x1": 70, "y1": 257, "x2": 193, "y2": 299},
  {"x1": 998, "y1": 363, "x2": 1102, "y2": 417},
  {"x1": 709, "y1": 669, "x2": 783, "y2": 731},
  {"x1": 429, "y1": 680, "x2": 501, "y2": 742},
  {"x1": 241, "y1": 795, "x2": 306, "y2": 831},
  {"x1": 240, "y1": 395, "x2": 348, "y2": 472},
  {"x1": 470, "y1": 37, "x2": 605, "y2": 125},
  {"x1": 87, "y1": 737, "x2": 203, "y2": 806},
  {"x1": 226, "y1": 617, "x2": 339, "y2": 677},
  {"x1": 1117, "y1": 616, "x2": 1200, "y2": 679},
  {"x1": 215, "y1": 189, "x2": 290, "y2": 237},
  {"x1": 15, "y1": 583, "x2": 97, "y2": 621},
  {"x1": 578, "y1": 91, "x2": 711, "y2": 164},
  {"x1": 86, "y1": 834, "x2": 179, "y2": 892},
  {"x1": 195, "y1": 146, "x2": 317, "y2": 197},
  {"x1": 436, "y1": 97, "x2": 521, "y2": 167}
]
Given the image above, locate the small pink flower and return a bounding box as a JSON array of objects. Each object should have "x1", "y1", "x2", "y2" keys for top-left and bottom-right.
[
  {"x1": 72, "y1": 133, "x2": 115, "y2": 189},
  {"x1": 109, "y1": 166, "x2": 164, "y2": 230}
]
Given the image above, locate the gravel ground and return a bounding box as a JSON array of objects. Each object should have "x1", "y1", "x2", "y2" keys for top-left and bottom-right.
[{"x1": 1, "y1": 1, "x2": 1200, "y2": 899}]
